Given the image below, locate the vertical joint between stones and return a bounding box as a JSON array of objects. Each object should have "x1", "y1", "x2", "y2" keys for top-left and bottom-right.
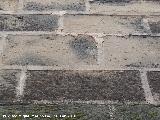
[
  {"x1": 140, "y1": 70, "x2": 156, "y2": 105},
  {"x1": 85, "y1": 0, "x2": 91, "y2": 13},
  {"x1": 16, "y1": 68, "x2": 27, "y2": 101},
  {"x1": 0, "y1": 34, "x2": 7, "y2": 67},
  {"x1": 18, "y1": 0, "x2": 24, "y2": 12},
  {"x1": 93, "y1": 35, "x2": 104, "y2": 66},
  {"x1": 55, "y1": 11, "x2": 66, "y2": 34},
  {"x1": 108, "y1": 105, "x2": 116, "y2": 120},
  {"x1": 142, "y1": 18, "x2": 152, "y2": 34}
]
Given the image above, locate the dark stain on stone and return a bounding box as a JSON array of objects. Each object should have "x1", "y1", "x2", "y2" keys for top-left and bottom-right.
[
  {"x1": 24, "y1": 1, "x2": 86, "y2": 11},
  {"x1": 149, "y1": 21, "x2": 160, "y2": 34},
  {"x1": 130, "y1": 17, "x2": 145, "y2": 32},
  {"x1": 70, "y1": 35, "x2": 98, "y2": 61}
]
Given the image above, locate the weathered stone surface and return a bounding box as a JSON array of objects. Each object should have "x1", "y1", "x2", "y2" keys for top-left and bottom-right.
[
  {"x1": 1, "y1": 104, "x2": 160, "y2": 120},
  {"x1": 3, "y1": 34, "x2": 97, "y2": 66},
  {"x1": 24, "y1": 70, "x2": 145, "y2": 102},
  {"x1": 148, "y1": 17, "x2": 160, "y2": 34},
  {"x1": 149, "y1": 22, "x2": 160, "y2": 34},
  {"x1": 64, "y1": 15, "x2": 146, "y2": 34},
  {"x1": 0, "y1": 15, "x2": 59, "y2": 31},
  {"x1": 23, "y1": 0, "x2": 86, "y2": 11},
  {"x1": 0, "y1": 103, "x2": 110, "y2": 120},
  {"x1": 102, "y1": 36, "x2": 160, "y2": 68},
  {"x1": 147, "y1": 71, "x2": 160, "y2": 103},
  {"x1": 0, "y1": 0, "x2": 18, "y2": 11},
  {"x1": 0, "y1": 70, "x2": 20, "y2": 103},
  {"x1": 89, "y1": 0, "x2": 160, "y2": 15},
  {"x1": 0, "y1": 37, "x2": 3, "y2": 66},
  {"x1": 91, "y1": 0, "x2": 135, "y2": 4},
  {"x1": 114, "y1": 104, "x2": 160, "y2": 120}
]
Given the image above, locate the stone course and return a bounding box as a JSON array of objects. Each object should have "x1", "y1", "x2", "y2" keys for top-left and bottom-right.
[{"x1": 0, "y1": 0, "x2": 160, "y2": 119}]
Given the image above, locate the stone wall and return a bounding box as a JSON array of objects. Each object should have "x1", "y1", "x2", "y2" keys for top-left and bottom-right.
[{"x1": 0, "y1": 0, "x2": 160, "y2": 119}]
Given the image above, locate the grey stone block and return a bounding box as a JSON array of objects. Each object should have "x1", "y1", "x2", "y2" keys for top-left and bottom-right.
[
  {"x1": 0, "y1": 70, "x2": 21, "y2": 104},
  {"x1": 24, "y1": 0, "x2": 86, "y2": 11},
  {"x1": 0, "y1": 15, "x2": 59, "y2": 31},
  {"x1": 23, "y1": 70, "x2": 145, "y2": 102},
  {"x1": 147, "y1": 71, "x2": 160, "y2": 103}
]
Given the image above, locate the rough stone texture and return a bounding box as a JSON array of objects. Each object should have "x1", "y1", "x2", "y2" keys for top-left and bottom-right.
[
  {"x1": 91, "y1": 0, "x2": 135, "y2": 4},
  {"x1": 23, "y1": 70, "x2": 145, "y2": 102},
  {"x1": 0, "y1": 104, "x2": 110, "y2": 120},
  {"x1": 102, "y1": 36, "x2": 160, "y2": 68},
  {"x1": 0, "y1": 0, "x2": 18, "y2": 11},
  {"x1": 63, "y1": 15, "x2": 147, "y2": 34},
  {"x1": 0, "y1": 37, "x2": 2, "y2": 66},
  {"x1": 147, "y1": 71, "x2": 160, "y2": 103},
  {"x1": 2, "y1": 34, "x2": 97, "y2": 66},
  {"x1": 1, "y1": 104, "x2": 160, "y2": 120},
  {"x1": 114, "y1": 104, "x2": 160, "y2": 120},
  {"x1": 0, "y1": 70, "x2": 20, "y2": 104},
  {"x1": 148, "y1": 17, "x2": 160, "y2": 34},
  {"x1": 23, "y1": 0, "x2": 86, "y2": 11},
  {"x1": 149, "y1": 22, "x2": 160, "y2": 34},
  {"x1": 89, "y1": 0, "x2": 160, "y2": 15},
  {"x1": 0, "y1": 15, "x2": 59, "y2": 31}
]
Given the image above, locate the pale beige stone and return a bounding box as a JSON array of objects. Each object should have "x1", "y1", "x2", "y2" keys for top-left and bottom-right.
[
  {"x1": 90, "y1": 1, "x2": 160, "y2": 15},
  {"x1": 64, "y1": 15, "x2": 145, "y2": 34},
  {"x1": 102, "y1": 36, "x2": 160, "y2": 68},
  {"x1": 0, "y1": 0, "x2": 18, "y2": 11},
  {"x1": 3, "y1": 34, "x2": 98, "y2": 66}
]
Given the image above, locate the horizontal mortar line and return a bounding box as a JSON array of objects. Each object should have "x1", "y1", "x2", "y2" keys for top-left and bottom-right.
[
  {"x1": 65, "y1": 12, "x2": 160, "y2": 17},
  {"x1": 1, "y1": 31, "x2": 160, "y2": 37},
  {"x1": 0, "y1": 11, "x2": 67, "y2": 15},
  {"x1": 59, "y1": 33, "x2": 160, "y2": 37},
  {"x1": 0, "y1": 11, "x2": 97, "y2": 15},
  {"x1": 88, "y1": 12, "x2": 160, "y2": 16},
  {"x1": 0, "y1": 31, "x2": 57, "y2": 36},
  {"x1": 1, "y1": 65, "x2": 160, "y2": 71},
  {"x1": 0, "y1": 100, "x2": 148, "y2": 106},
  {"x1": 31, "y1": 100, "x2": 147, "y2": 105},
  {"x1": 0, "y1": 11, "x2": 160, "y2": 16}
]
